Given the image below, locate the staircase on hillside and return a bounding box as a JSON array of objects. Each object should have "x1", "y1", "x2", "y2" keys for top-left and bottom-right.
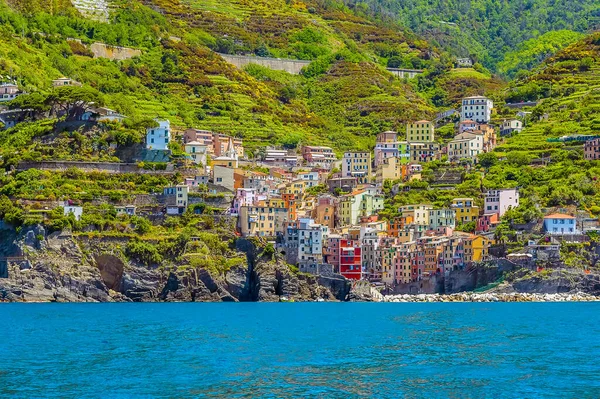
[{"x1": 71, "y1": 0, "x2": 110, "y2": 22}]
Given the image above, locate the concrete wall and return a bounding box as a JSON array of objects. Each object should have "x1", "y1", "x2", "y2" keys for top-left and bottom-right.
[
  {"x1": 386, "y1": 68, "x2": 424, "y2": 79},
  {"x1": 217, "y1": 53, "x2": 311, "y2": 75},
  {"x1": 17, "y1": 161, "x2": 174, "y2": 175},
  {"x1": 71, "y1": 0, "x2": 109, "y2": 22},
  {"x1": 91, "y1": 42, "x2": 141, "y2": 61},
  {"x1": 218, "y1": 53, "x2": 424, "y2": 79}
]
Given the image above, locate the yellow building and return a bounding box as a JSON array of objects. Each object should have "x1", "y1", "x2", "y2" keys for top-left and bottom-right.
[
  {"x1": 464, "y1": 235, "x2": 491, "y2": 263},
  {"x1": 281, "y1": 180, "x2": 310, "y2": 197},
  {"x1": 399, "y1": 204, "x2": 433, "y2": 226},
  {"x1": 239, "y1": 200, "x2": 289, "y2": 237},
  {"x1": 375, "y1": 157, "x2": 407, "y2": 184},
  {"x1": 451, "y1": 198, "x2": 480, "y2": 224},
  {"x1": 342, "y1": 152, "x2": 372, "y2": 184},
  {"x1": 407, "y1": 120, "x2": 435, "y2": 143},
  {"x1": 409, "y1": 142, "x2": 439, "y2": 163}
]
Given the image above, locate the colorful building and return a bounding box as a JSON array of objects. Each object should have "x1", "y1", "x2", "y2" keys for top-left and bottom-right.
[
  {"x1": 342, "y1": 152, "x2": 372, "y2": 184},
  {"x1": 399, "y1": 204, "x2": 433, "y2": 226},
  {"x1": 543, "y1": 213, "x2": 578, "y2": 234},
  {"x1": 376, "y1": 157, "x2": 408, "y2": 185},
  {"x1": 239, "y1": 201, "x2": 289, "y2": 237},
  {"x1": 407, "y1": 120, "x2": 435, "y2": 143},
  {"x1": 374, "y1": 131, "x2": 409, "y2": 166},
  {"x1": 584, "y1": 138, "x2": 600, "y2": 161},
  {"x1": 338, "y1": 188, "x2": 384, "y2": 226},
  {"x1": 302, "y1": 146, "x2": 336, "y2": 166},
  {"x1": 339, "y1": 239, "x2": 363, "y2": 280},
  {"x1": 484, "y1": 188, "x2": 519, "y2": 217},
  {"x1": 451, "y1": 198, "x2": 480, "y2": 224},
  {"x1": 311, "y1": 196, "x2": 337, "y2": 229},
  {"x1": 447, "y1": 132, "x2": 484, "y2": 162},
  {"x1": 428, "y1": 208, "x2": 456, "y2": 230}
]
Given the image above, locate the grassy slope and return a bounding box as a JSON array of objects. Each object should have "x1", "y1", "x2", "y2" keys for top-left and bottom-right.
[
  {"x1": 0, "y1": 0, "x2": 439, "y2": 152},
  {"x1": 484, "y1": 33, "x2": 600, "y2": 216}
]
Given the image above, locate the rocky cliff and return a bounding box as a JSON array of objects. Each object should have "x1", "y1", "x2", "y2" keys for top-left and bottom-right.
[{"x1": 0, "y1": 226, "x2": 352, "y2": 303}]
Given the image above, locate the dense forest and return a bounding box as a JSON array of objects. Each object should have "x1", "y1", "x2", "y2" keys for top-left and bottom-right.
[{"x1": 343, "y1": 0, "x2": 600, "y2": 72}]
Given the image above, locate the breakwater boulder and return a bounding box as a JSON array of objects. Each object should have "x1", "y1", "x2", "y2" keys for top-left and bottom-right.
[{"x1": 383, "y1": 292, "x2": 600, "y2": 302}]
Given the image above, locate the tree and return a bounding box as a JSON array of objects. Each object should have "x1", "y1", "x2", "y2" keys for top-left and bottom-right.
[
  {"x1": 45, "y1": 86, "x2": 104, "y2": 121},
  {"x1": 478, "y1": 152, "x2": 498, "y2": 168}
]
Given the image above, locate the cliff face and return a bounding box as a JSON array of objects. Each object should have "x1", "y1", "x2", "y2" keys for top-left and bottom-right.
[{"x1": 0, "y1": 226, "x2": 352, "y2": 303}]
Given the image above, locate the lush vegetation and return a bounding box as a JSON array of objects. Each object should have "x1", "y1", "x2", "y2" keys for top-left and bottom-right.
[
  {"x1": 350, "y1": 0, "x2": 599, "y2": 73},
  {"x1": 1, "y1": 0, "x2": 600, "y2": 264}
]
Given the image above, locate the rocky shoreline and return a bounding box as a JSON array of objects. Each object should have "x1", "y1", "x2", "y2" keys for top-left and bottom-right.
[{"x1": 382, "y1": 292, "x2": 600, "y2": 302}]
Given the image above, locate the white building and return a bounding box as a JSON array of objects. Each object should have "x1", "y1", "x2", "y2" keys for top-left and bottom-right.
[
  {"x1": 500, "y1": 119, "x2": 523, "y2": 136},
  {"x1": 447, "y1": 132, "x2": 484, "y2": 162},
  {"x1": 0, "y1": 83, "x2": 21, "y2": 102},
  {"x1": 484, "y1": 188, "x2": 519, "y2": 217},
  {"x1": 263, "y1": 149, "x2": 298, "y2": 166},
  {"x1": 456, "y1": 58, "x2": 473, "y2": 67},
  {"x1": 461, "y1": 96, "x2": 493, "y2": 123},
  {"x1": 284, "y1": 218, "x2": 325, "y2": 267},
  {"x1": 63, "y1": 204, "x2": 83, "y2": 221},
  {"x1": 52, "y1": 77, "x2": 82, "y2": 87},
  {"x1": 163, "y1": 184, "x2": 189, "y2": 215},
  {"x1": 146, "y1": 120, "x2": 171, "y2": 150},
  {"x1": 184, "y1": 141, "x2": 208, "y2": 166}
]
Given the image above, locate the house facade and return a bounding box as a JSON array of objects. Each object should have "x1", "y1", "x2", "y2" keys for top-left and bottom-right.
[
  {"x1": 407, "y1": 120, "x2": 435, "y2": 143},
  {"x1": 584, "y1": 138, "x2": 600, "y2": 161},
  {"x1": 146, "y1": 120, "x2": 170, "y2": 151},
  {"x1": 342, "y1": 152, "x2": 372, "y2": 184},
  {"x1": 543, "y1": 214, "x2": 578, "y2": 234},
  {"x1": 461, "y1": 96, "x2": 493, "y2": 123}
]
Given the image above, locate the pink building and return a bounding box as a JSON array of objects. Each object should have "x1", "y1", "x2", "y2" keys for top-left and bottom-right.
[
  {"x1": 302, "y1": 146, "x2": 337, "y2": 165},
  {"x1": 584, "y1": 138, "x2": 600, "y2": 161},
  {"x1": 325, "y1": 235, "x2": 341, "y2": 272},
  {"x1": 484, "y1": 188, "x2": 519, "y2": 217},
  {"x1": 476, "y1": 213, "x2": 500, "y2": 232},
  {"x1": 232, "y1": 188, "x2": 263, "y2": 216}
]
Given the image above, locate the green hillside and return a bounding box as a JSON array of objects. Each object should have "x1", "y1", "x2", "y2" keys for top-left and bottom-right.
[
  {"x1": 350, "y1": 0, "x2": 599, "y2": 73},
  {"x1": 0, "y1": 0, "x2": 444, "y2": 153},
  {"x1": 485, "y1": 32, "x2": 600, "y2": 224}
]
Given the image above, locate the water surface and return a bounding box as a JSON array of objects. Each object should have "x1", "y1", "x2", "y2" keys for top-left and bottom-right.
[{"x1": 1, "y1": 303, "x2": 599, "y2": 398}]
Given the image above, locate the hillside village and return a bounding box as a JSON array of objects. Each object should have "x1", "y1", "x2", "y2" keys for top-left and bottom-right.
[
  {"x1": 0, "y1": 0, "x2": 599, "y2": 300},
  {"x1": 2, "y1": 70, "x2": 598, "y2": 294}
]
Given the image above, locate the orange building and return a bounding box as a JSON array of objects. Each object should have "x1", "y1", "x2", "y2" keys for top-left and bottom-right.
[{"x1": 282, "y1": 193, "x2": 298, "y2": 221}]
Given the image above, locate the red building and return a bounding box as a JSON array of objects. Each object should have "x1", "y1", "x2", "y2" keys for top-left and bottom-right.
[
  {"x1": 339, "y1": 239, "x2": 363, "y2": 280},
  {"x1": 476, "y1": 213, "x2": 500, "y2": 232}
]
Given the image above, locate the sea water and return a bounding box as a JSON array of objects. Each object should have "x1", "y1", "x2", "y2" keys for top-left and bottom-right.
[{"x1": 0, "y1": 303, "x2": 599, "y2": 398}]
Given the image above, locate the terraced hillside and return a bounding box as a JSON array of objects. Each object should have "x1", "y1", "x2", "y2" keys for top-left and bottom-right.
[
  {"x1": 0, "y1": 0, "x2": 440, "y2": 151},
  {"x1": 481, "y1": 33, "x2": 600, "y2": 218},
  {"x1": 498, "y1": 33, "x2": 600, "y2": 157}
]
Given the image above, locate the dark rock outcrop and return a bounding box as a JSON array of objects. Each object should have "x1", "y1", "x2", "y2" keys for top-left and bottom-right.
[{"x1": 0, "y1": 228, "x2": 354, "y2": 302}]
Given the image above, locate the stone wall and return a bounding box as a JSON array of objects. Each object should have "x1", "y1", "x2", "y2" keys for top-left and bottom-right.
[
  {"x1": 71, "y1": 0, "x2": 110, "y2": 22},
  {"x1": 217, "y1": 53, "x2": 424, "y2": 79},
  {"x1": 91, "y1": 42, "x2": 141, "y2": 61},
  {"x1": 217, "y1": 53, "x2": 311, "y2": 75},
  {"x1": 17, "y1": 161, "x2": 174, "y2": 175}
]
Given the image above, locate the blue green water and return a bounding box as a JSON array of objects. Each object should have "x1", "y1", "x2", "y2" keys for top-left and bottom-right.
[{"x1": 1, "y1": 303, "x2": 599, "y2": 398}]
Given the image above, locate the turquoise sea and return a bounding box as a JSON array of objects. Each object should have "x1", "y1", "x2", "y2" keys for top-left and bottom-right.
[{"x1": 1, "y1": 303, "x2": 599, "y2": 398}]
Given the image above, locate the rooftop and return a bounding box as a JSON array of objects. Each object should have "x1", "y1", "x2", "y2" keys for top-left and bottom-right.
[{"x1": 544, "y1": 213, "x2": 575, "y2": 219}]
